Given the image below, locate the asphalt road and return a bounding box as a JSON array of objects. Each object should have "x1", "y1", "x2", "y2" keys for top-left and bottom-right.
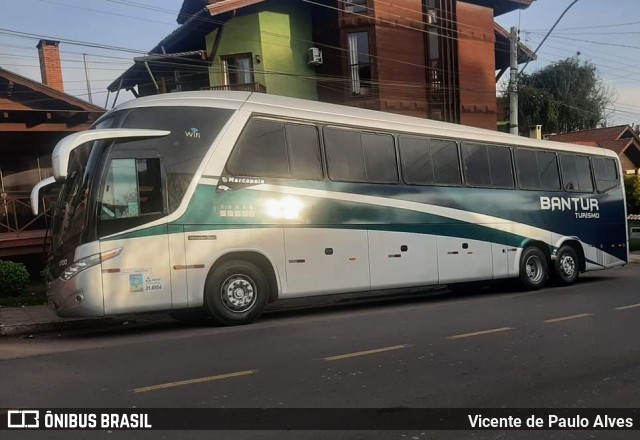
[{"x1": 2, "y1": 266, "x2": 640, "y2": 440}]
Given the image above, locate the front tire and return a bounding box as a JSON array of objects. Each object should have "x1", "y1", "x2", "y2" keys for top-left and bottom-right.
[
  {"x1": 553, "y1": 245, "x2": 580, "y2": 286},
  {"x1": 204, "y1": 260, "x2": 268, "y2": 326},
  {"x1": 519, "y1": 247, "x2": 548, "y2": 290}
]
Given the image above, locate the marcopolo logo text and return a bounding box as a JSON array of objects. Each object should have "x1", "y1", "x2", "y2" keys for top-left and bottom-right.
[{"x1": 540, "y1": 196, "x2": 600, "y2": 219}]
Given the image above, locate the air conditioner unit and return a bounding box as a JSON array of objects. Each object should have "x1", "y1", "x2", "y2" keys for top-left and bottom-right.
[
  {"x1": 308, "y1": 47, "x2": 323, "y2": 65},
  {"x1": 426, "y1": 10, "x2": 437, "y2": 25}
]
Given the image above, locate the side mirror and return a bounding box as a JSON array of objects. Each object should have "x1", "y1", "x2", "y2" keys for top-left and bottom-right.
[{"x1": 31, "y1": 176, "x2": 57, "y2": 216}]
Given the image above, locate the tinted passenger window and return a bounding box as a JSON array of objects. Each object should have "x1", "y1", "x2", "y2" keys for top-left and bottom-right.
[
  {"x1": 285, "y1": 124, "x2": 323, "y2": 179},
  {"x1": 325, "y1": 128, "x2": 398, "y2": 183},
  {"x1": 592, "y1": 157, "x2": 619, "y2": 192},
  {"x1": 227, "y1": 119, "x2": 289, "y2": 177},
  {"x1": 559, "y1": 154, "x2": 594, "y2": 192},
  {"x1": 461, "y1": 143, "x2": 514, "y2": 188},
  {"x1": 538, "y1": 151, "x2": 560, "y2": 190},
  {"x1": 432, "y1": 140, "x2": 461, "y2": 185},
  {"x1": 462, "y1": 143, "x2": 491, "y2": 187},
  {"x1": 324, "y1": 128, "x2": 366, "y2": 182},
  {"x1": 399, "y1": 136, "x2": 434, "y2": 184},
  {"x1": 515, "y1": 149, "x2": 561, "y2": 190},
  {"x1": 227, "y1": 119, "x2": 322, "y2": 180},
  {"x1": 400, "y1": 136, "x2": 460, "y2": 185},
  {"x1": 362, "y1": 133, "x2": 398, "y2": 183}
]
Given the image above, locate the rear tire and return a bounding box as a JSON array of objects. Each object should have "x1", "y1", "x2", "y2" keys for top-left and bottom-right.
[
  {"x1": 553, "y1": 245, "x2": 580, "y2": 286},
  {"x1": 519, "y1": 247, "x2": 548, "y2": 290},
  {"x1": 204, "y1": 260, "x2": 268, "y2": 326}
]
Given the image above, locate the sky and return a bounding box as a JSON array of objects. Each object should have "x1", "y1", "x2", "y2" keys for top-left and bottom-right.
[{"x1": 0, "y1": 0, "x2": 638, "y2": 126}]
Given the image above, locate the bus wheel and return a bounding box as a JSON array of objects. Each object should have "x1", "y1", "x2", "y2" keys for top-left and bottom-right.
[
  {"x1": 204, "y1": 260, "x2": 268, "y2": 326},
  {"x1": 553, "y1": 245, "x2": 580, "y2": 286},
  {"x1": 519, "y1": 247, "x2": 548, "y2": 290}
]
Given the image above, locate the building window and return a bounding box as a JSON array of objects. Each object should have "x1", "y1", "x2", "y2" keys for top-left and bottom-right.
[
  {"x1": 344, "y1": 0, "x2": 367, "y2": 13},
  {"x1": 347, "y1": 32, "x2": 371, "y2": 95},
  {"x1": 221, "y1": 53, "x2": 254, "y2": 85}
]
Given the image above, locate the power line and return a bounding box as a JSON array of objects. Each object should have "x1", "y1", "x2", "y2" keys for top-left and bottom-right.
[
  {"x1": 0, "y1": 28, "x2": 147, "y2": 54},
  {"x1": 519, "y1": 0, "x2": 580, "y2": 75},
  {"x1": 38, "y1": 0, "x2": 178, "y2": 27}
]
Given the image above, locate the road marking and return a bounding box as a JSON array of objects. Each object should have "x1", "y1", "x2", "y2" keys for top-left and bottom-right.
[
  {"x1": 615, "y1": 303, "x2": 640, "y2": 311},
  {"x1": 323, "y1": 344, "x2": 408, "y2": 361},
  {"x1": 543, "y1": 313, "x2": 593, "y2": 323},
  {"x1": 131, "y1": 369, "x2": 257, "y2": 393},
  {"x1": 447, "y1": 327, "x2": 514, "y2": 340}
]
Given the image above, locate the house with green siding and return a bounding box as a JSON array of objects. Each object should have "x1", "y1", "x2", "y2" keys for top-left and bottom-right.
[
  {"x1": 109, "y1": 0, "x2": 318, "y2": 102},
  {"x1": 205, "y1": 1, "x2": 317, "y2": 101}
]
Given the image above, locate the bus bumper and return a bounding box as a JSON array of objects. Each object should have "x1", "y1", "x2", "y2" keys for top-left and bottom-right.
[{"x1": 47, "y1": 264, "x2": 105, "y2": 318}]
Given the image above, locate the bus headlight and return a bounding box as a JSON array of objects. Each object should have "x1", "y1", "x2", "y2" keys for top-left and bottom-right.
[{"x1": 60, "y1": 248, "x2": 122, "y2": 281}]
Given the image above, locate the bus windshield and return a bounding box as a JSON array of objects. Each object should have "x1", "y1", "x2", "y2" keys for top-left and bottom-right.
[{"x1": 48, "y1": 106, "x2": 234, "y2": 276}]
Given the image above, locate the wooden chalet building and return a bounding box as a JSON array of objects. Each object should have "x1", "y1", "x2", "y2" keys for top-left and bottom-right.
[{"x1": 0, "y1": 40, "x2": 104, "y2": 258}]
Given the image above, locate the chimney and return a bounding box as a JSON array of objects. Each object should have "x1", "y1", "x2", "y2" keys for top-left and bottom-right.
[
  {"x1": 37, "y1": 39, "x2": 64, "y2": 92},
  {"x1": 529, "y1": 125, "x2": 542, "y2": 140}
]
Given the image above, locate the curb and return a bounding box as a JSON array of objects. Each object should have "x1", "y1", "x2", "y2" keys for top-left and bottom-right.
[{"x1": 0, "y1": 316, "x2": 128, "y2": 337}]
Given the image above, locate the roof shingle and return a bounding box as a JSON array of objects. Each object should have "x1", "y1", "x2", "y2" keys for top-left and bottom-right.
[{"x1": 549, "y1": 125, "x2": 628, "y2": 144}]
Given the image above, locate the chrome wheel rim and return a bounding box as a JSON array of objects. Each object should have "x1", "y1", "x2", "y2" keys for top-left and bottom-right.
[
  {"x1": 220, "y1": 274, "x2": 257, "y2": 313},
  {"x1": 559, "y1": 254, "x2": 576, "y2": 279},
  {"x1": 525, "y1": 255, "x2": 543, "y2": 284}
]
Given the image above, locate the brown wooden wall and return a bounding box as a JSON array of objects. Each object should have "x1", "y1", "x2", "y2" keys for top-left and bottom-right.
[
  {"x1": 370, "y1": 0, "x2": 427, "y2": 118},
  {"x1": 456, "y1": 1, "x2": 497, "y2": 130}
]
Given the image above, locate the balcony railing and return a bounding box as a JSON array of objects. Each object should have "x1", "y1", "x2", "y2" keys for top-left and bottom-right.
[
  {"x1": 203, "y1": 82, "x2": 266, "y2": 93},
  {"x1": 0, "y1": 191, "x2": 52, "y2": 235}
]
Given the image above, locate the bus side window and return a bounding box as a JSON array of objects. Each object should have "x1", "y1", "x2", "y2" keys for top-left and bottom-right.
[
  {"x1": 461, "y1": 143, "x2": 514, "y2": 189},
  {"x1": 592, "y1": 157, "x2": 619, "y2": 192},
  {"x1": 324, "y1": 127, "x2": 398, "y2": 184},
  {"x1": 399, "y1": 136, "x2": 461, "y2": 186},
  {"x1": 515, "y1": 149, "x2": 561, "y2": 191},
  {"x1": 559, "y1": 154, "x2": 594, "y2": 193},
  {"x1": 99, "y1": 158, "x2": 164, "y2": 220},
  {"x1": 324, "y1": 127, "x2": 366, "y2": 182},
  {"x1": 361, "y1": 132, "x2": 398, "y2": 183},
  {"x1": 227, "y1": 118, "x2": 322, "y2": 180}
]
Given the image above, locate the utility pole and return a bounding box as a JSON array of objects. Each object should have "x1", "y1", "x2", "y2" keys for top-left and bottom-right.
[
  {"x1": 83, "y1": 53, "x2": 93, "y2": 104},
  {"x1": 509, "y1": 26, "x2": 519, "y2": 136}
]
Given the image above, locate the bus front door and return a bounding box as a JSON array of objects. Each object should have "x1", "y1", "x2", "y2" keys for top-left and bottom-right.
[
  {"x1": 100, "y1": 230, "x2": 173, "y2": 314},
  {"x1": 96, "y1": 155, "x2": 173, "y2": 314}
]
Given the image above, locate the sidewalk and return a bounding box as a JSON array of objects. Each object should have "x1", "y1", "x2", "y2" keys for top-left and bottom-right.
[{"x1": 0, "y1": 305, "x2": 127, "y2": 336}]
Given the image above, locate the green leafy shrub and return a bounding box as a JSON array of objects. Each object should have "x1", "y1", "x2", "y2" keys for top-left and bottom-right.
[{"x1": 0, "y1": 260, "x2": 30, "y2": 297}]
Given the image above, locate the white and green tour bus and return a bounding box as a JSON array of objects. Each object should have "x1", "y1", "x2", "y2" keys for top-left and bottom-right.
[{"x1": 31, "y1": 91, "x2": 628, "y2": 325}]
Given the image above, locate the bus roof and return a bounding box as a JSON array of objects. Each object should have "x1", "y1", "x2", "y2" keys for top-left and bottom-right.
[{"x1": 113, "y1": 91, "x2": 618, "y2": 160}]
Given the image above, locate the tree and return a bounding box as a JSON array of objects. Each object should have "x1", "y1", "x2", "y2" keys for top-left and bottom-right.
[
  {"x1": 515, "y1": 57, "x2": 615, "y2": 135},
  {"x1": 624, "y1": 175, "x2": 640, "y2": 214}
]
